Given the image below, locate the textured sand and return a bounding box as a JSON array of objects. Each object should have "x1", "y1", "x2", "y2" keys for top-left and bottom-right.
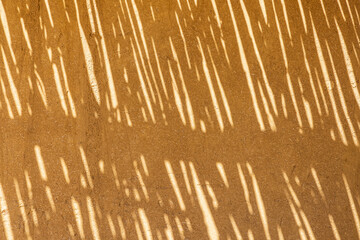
[{"x1": 0, "y1": 0, "x2": 360, "y2": 239}]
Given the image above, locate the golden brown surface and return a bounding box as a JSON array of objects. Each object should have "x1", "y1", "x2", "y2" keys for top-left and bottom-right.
[{"x1": 0, "y1": 0, "x2": 360, "y2": 239}]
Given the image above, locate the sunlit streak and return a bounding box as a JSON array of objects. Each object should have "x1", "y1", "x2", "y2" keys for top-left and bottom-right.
[
  {"x1": 168, "y1": 60, "x2": 186, "y2": 125},
  {"x1": 343, "y1": 174, "x2": 360, "y2": 239},
  {"x1": 209, "y1": 25, "x2": 220, "y2": 53},
  {"x1": 237, "y1": 163, "x2": 253, "y2": 214},
  {"x1": 67, "y1": 224, "x2": 75, "y2": 239},
  {"x1": 174, "y1": 216, "x2": 185, "y2": 239},
  {"x1": 133, "y1": 212, "x2": 145, "y2": 240},
  {"x1": 180, "y1": 160, "x2": 193, "y2": 201},
  {"x1": 86, "y1": 0, "x2": 96, "y2": 33},
  {"x1": 272, "y1": 0, "x2": 302, "y2": 131},
  {"x1": 44, "y1": 0, "x2": 54, "y2": 27},
  {"x1": 164, "y1": 214, "x2": 174, "y2": 240},
  {"x1": 205, "y1": 181, "x2": 219, "y2": 209},
  {"x1": 34, "y1": 145, "x2": 48, "y2": 181},
  {"x1": 258, "y1": 81, "x2": 276, "y2": 131},
  {"x1": 227, "y1": 0, "x2": 265, "y2": 130},
  {"x1": 169, "y1": 38, "x2": 195, "y2": 130},
  {"x1": 112, "y1": 164, "x2": 120, "y2": 190},
  {"x1": 175, "y1": 13, "x2": 191, "y2": 68},
  {"x1": 216, "y1": 162, "x2": 229, "y2": 187},
  {"x1": 344, "y1": 0, "x2": 360, "y2": 43},
  {"x1": 131, "y1": 39, "x2": 156, "y2": 123},
  {"x1": 106, "y1": 214, "x2": 116, "y2": 237},
  {"x1": 52, "y1": 63, "x2": 69, "y2": 116},
  {"x1": 71, "y1": 197, "x2": 85, "y2": 239},
  {"x1": 79, "y1": 145, "x2": 94, "y2": 189},
  {"x1": 20, "y1": 17, "x2": 32, "y2": 54},
  {"x1": 328, "y1": 214, "x2": 341, "y2": 240},
  {"x1": 208, "y1": 48, "x2": 234, "y2": 126},
  {"x1": 0, "y1": 0, "x2": 17, "y2": 65},
  {"x1": 134, "y1": 161, "x2": 149, "y2": 201},
  {"x1": 87, "y1": 196, "x2": 100, "y2": 240},
  {"x1": 60, "y1": 157, "x2": 70, "y2": 184},
  {"x1": 14, "y1": 179, "x2": 31, "y2": 240},
  {"x1": 59, "y1": 50, "x2": 77, "y2": 117},
  {"x1": 151, "y1": 38, "x2": 169, "y2": 99},
  {"x1": 117, "y1": 215, "x2": 126, "y2": 239},
  {"x1": 314, "y1": 69, "x2": 329, "y2": 116},
  {"x1": 258, "y1": 0, "x2": 268, "y2": 23},
  {"x1": 296, "y1": 0, "x2": 307, "y2": 33},
  {"x1": 73, "y1": 0, "x2": 100, "y2": 105},
  {"x1": 277, "y1": 225, "x2": 285, "y2": 240},
  {"x1": 300, "y1": 208, "x2": 316, "y2": 239},
  {"x1": 0, "y1": 74, "x2": 14, "y2": 119},
  {"x1": 91, "y1": 0, "x2": 118, "y2": 108},
  {"x1": 298, "y1": 78, "x2": 314, "y2": 129},
  {"x1": 133, "y1": 187, "x2": 141, "y2": 201},
  {"x1": 229, "y1": 214, "x2": 243, "y2": 240},
  {"x1": 24, "y1": 171, "x2": 39, "y2": 228},
  {"x1": 239, "y1": 0, "x2": 278, "y2": 116},
  {"x1": 287, "y1": 73, "x2": 303, "y2": 133},
  {"x1": 1, "y1": 47, "x2": 21, "y2": 116},
  {"x1": 312, "y1": 16, "x2": 348, "y2": 145},
  {"x1": 211, "y1": 0, "x2": 222, "y2": 28},
  {"x1": 281, "y1": 94, "x2": 287, "y2": 118},
  {"x1": 198, "y1": 38, "x2": 224, "y2": 131},
  {"x1": 326, "y1": 42, "x2": 359, "y2": 146},
  {"x1": 189, "y1": 162, "x2": 219, "y2": 239},
  {"x1": 33, "y1": 67, "x2": 48, "y2": 108},
  {"x1": 300, "y1": 37, "x2": 322, "y2": 116},
  {"x1": 285, "y1": 191, "x2": 307, "y2": 240},
  {"x1": 247, "y1": 163, "x2": 271, "y2": 240},
  {"x1": 130, "y1": 0, "x2": 164, "y2": 108},
  {"x1": 248, "y1": 229, "x2": 254, "y2": 240},
  {"x1": 45, "y1": 186, "x2": 56, "y2": 212},
  {"x1": 336, "y1": 0, "x2": 346, "y2": 21},
  {"x1": 0, "y1": 183, "x2": 14, "y2": 240},
  {"x1": 124, "y1": 0, "x2": 156, "y2": 103},
  {"x1": 165, "y1": 161, "x2": 186, "y2": 211},
  {"x1": 279, "y1": 0, "x2": 293, "y2": 42},
  {"x1": 138, "y1": 208, "x2": 153, "y2": 240},
  {"x1": 335, "y1": 19, "x2": 360, "y2": 111}
]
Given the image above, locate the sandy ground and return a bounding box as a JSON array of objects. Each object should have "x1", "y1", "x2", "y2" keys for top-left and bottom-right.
[{"x1": 0, "y1": 0, "x2": 360, "y2": 239}]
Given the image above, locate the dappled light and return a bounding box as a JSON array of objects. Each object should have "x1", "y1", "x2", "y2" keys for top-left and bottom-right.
[{"x1": 0, "y1": 0, "x2": 360, "y2": 239}]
